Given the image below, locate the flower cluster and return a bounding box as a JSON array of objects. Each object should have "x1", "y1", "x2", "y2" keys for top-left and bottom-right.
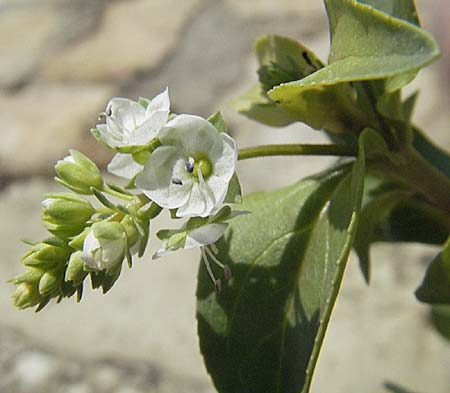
[{"x1": 11, "y1": 88, "x2": 242, "y2": 310}]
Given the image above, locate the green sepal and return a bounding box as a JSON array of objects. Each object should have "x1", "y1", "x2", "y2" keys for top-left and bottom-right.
[
  {"x1": 208, "y1": 111, "x2": 228, "y2": 133},
  {"x1": 223, "y1": 173, "x2": 242, "y2": 204}
]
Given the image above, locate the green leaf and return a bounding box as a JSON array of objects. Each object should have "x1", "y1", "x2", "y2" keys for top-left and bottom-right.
[
  {"x1": 229, "y1": 84, "x2": 319, "y2": 128},
  {"x1": 223, "y1": 173, "x2": 242, "y2": 204},
  {"x1": 270, "y1": 0, "x2": 440, "y2": 120},
  {"x1": 354, "y1": 189, "x2": 410, "y2": 283},
  {"x1": 415, "y1": 237, "x2": 450, "y2": 304},
  {"x1": 412, "y1": 127, "x2": 450, "y2": 180},
  {"x1": 357, "y1": 0, "x2": 420, "y2": 26},
  {"x1": 430, "y1": 305, "x2": 450, "y2": 342},
  {"x1": 197, "y1": 138, "x2": 365, "y2": 392},
  {"x1": 255, "y1": 35, "x2": 324, "y2": 92}
]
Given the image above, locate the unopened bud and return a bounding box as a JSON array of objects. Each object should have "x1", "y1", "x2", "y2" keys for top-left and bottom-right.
[
  {"x1": 22, "y1": 240, "x2": 72, "y2": 269},
  {"x1": 81, "y1": 221, "x2": 127, "y2": 272},
  {"x1": 12, "y1": 282, "x2": 42, "y2": 309},
  {"x1": 38, "y1": 269, "x2": 62, "y2": 297},
  {"x1": 55, "y1": 150, "x2": 103, "y2": 194},
  {"x1": 65, "y1": 251, "x2": 88, "y2": 286},
  {"x1": 42, "y1": 193, "x2": 95, "y2": 238}
]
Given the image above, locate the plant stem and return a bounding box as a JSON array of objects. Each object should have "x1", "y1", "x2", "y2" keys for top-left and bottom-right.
[
  {"x1": 238, "y1": 144, "x2": 357, "y2": 160},
  {"x1": 102, "y1": 185, "x2": 134, "y2": 201},
  {"x1": 397, "y1": 147, "x2": 450, "y2": 214}
]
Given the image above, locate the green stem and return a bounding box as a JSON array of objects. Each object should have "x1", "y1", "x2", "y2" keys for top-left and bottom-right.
[
  {"x1": 102, "y1": 185, "x2": 134, "y2": 201},
  {"x1": 397, "y1": 147, "x2": 450, "y2": 214},
  {"x1": 238, "y1": 144, "x2": 357, "y2": 161}
]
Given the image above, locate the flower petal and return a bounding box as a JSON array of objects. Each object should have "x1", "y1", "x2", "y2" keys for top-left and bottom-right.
[
  {"x1": 210, "y1": 133, "x2": 237, "y2": 181},
  {"x1": 135, "y1": 146, "x2": 191, "y2": 209},
  {"x1": 160, "y1": 114, "x2": 218, "y2": 155},
  {"x1": 107, "y1": 153, "x2": 144, "y2": 179},
  {"x1": 185, "y1": 223, "x2": 228, "y2": 248},
  {"x1": 146, "y1": 87, "x2": 170, "y2": 115},
  {"x1": 126, "y1": 110, "x2": 169, "y2": 146},
  {"x1": 176, "y1": 182, "x2": 210, "y2": 217}
]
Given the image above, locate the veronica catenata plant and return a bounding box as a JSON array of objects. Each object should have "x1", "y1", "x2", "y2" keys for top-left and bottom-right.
[{"x1": 10, "y1": 1, "x2": 450, "y2": 392}]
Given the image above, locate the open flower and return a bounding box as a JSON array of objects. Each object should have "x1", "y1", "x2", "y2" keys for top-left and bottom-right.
[
  {"x1": 135, "y1": 114, "x2": 237, "y2": 218},
  {"x1": 94, "y1": 88, "x2": 170, "y2": 180},
  {"x1": 95, "y1": 88, "x2": 170, "y2": 150},
  {"x1": 154, "y1": 207, "x2": 247, "y2": 291}
]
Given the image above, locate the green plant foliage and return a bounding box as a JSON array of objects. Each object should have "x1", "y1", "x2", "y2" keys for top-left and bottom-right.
[
  {"x1": 269, "y1": 0, "x2": 440, "y2": 124},
  {"x1": 415, "y1": 237, "x2": 450, "y2": 304},
  {"x1": 197, "y1": 136, "x2": 365, "y2": 392},
  {"x1": 412, "y1": 127, "x2": 450, "y2": 180},
  {"x1": 430, "y1": 305, "x2": 450, "y2": 342},
  {"x1": 354, "y1": 189, "x2": 411, "y2": 283}
]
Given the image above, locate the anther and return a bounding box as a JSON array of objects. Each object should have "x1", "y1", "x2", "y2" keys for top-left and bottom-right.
[
  {"x1": 224, "y1": 265, "x2": 232, "y2": 281},
  {"x1": 185, "y1": 157, "x2": 195, "y2": 173},
  {"x1": 171, "y1": 178, "x2": 183, "y2": 186},
  {"x1": 214, "y1": 279, "x2": 222, "y2": 293}
]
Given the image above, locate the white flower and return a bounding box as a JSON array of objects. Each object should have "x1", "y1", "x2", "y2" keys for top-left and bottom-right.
[
  {"x1": 154, "y1": 222, "x2": 228, "y2": 259},
  {"x1": 135, "y1": 114, "x2": 237, "y2": 218},
  {"x1": 81, "y1": 222, "x2": 127, "y2": 272},
  {"x1": 96, "y1": 88, "x2": 170, "y2": 180},
  {"x1": 155, "y1": 222, "x2": 230, "y2": 292},
  {"x1": 96, "y1": 88, "x2": 170, "y2": 149}
]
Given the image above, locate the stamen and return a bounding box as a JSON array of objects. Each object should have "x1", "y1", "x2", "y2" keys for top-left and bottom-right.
[
  {"x1": 209, "y1": 243, "x2": 219, "y2": 255},
  {"x1": 205, "y1": 246, "x2": 225, "y2": 269},
  {"x1": 201, "y1": 248, "x2": 217, "y2": 285},
  {"x1": 171, "y1": 178, "x2": 183, "y2": 186},
  {"x1": 98, "y1": 113, "x2": 107, "y2": 121},
  {"x1": 185, "y1": 157, "x2": 195, "y2": 173},
  {"x1": 223, "y1": 265, "x2": 232, "y2": 280},
  {"x1": 214, "y1": 279, "x2": 222, "y2": 293}
]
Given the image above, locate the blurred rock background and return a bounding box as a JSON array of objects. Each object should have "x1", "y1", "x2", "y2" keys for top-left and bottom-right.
[{"x1": 0, "y1": 1, "x2": 449, "y2": 392}]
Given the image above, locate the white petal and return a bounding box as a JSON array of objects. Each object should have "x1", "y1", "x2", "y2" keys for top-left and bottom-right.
[
  {"x1": 126, "y1": 110, "x2": 169, "y2": 146},
  {"x1": 176, "y1": 182, "x2": 209, "y2": 217},
  {"x1": 81, "y1": 231, "x2": 101, "y2": 269},
  {"x1": 135, "y1": 146, "x2": 191, "y2": 209},
  {"x1": 185, "y1": 223, "x2": 228, "y2": 248},
  {"x1": 146, "y1": 87, "x2": 170, "y2": 114},
  {"x1": 114, "y1": 101, "x2": 146, "y2": 134},
  {"x1": 160, "y1": 114, "x2": 219, "y2": 155},
  {"x1": 210, "y1": 133, "x2": 237, "y2": 181},
  {"x1": 152, "y1": 243, "x2": 170, "y2": 259},
  {"x1": 107, "y1": 154, "x2": 144, "y2": 179},
  {"x1": 106, "y1": 97, "x2": 133, "y2": 116}
]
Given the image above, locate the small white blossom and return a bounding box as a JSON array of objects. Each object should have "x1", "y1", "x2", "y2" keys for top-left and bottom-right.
[
  {"x1": 96, "y1": 88, "x2": 170, "y2": 180},
  {"x1": 96, "y1": 88, "x2": 170, "y2": 149},
  {"x1": 153, "y1": 222, "x2": 228, "y2": 259},
  {"x1": 135, "y1": 114, "x2": 237, "y2": 218},
  {"x1": 81, "y1": 222, "x2": 127, "y2": 272}
]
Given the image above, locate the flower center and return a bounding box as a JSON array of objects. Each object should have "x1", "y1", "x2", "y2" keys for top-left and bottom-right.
[{"x1": 185, "y1": 156, "x2": 212, "y2": 179}]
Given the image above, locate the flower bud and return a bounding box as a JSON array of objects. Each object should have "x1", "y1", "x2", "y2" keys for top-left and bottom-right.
[
  {"x1": 38, "y1": 269, "x2": 63, "y2": 297},
  {"x1": 42, "y1": 193, "x2": 95, "y2": 238},
  {"x1": 22, "y1": 239, "x2": 72, "y2": 269},
  {"x1": 55, "y1": 150, "x2": 103, "y2": 194},
  {"x1": 120, "y1": 215, "x2": 140, "y2": 250},
  {"x1": 12, "y1": 282, "x2": 42, "y2": 309},
  {"x1": 81, "y1": 222, "x2": 127, "y2": 272},
  {"x1": 65, "y1": 251, "x2": 88, "y2": 286}
]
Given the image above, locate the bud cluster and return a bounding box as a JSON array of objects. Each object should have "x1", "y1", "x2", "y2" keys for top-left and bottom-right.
[{"x1": 11, "y1": 88, "x2": 242, "y2": 310}]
